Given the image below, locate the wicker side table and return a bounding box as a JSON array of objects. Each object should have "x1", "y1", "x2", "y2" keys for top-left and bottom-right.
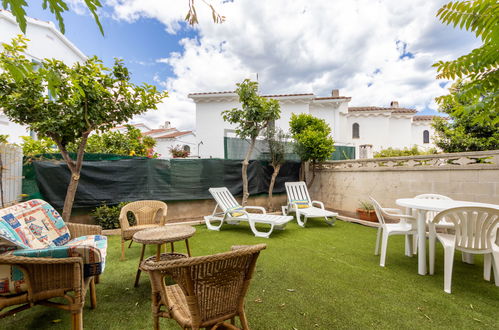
[{"x1": 132, "y1": 225, "x2": 196, "y2": 287}]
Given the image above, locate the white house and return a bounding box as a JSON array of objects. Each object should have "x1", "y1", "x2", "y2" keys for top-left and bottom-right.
[
  {"x1": 112, "y1": 122, "x2": 198, "y2": 159},
  {"x1": 0, "y1": 10, "x2": 87, "y2": 143},
  {"x1": 189, "y1": 89, "x2": 436, "y2": 159}
]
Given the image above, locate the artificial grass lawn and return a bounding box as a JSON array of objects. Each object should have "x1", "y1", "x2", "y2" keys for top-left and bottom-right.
[{"x1": 4, "y1": 220, "x2": 499, "y2": 330}]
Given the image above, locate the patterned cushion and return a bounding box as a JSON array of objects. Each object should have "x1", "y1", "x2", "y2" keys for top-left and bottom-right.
[
  {"x1": 291, "y1": 200, "x2": 310, "y2": 209},
  {"x1": 0, "y1": 235, "x2": 107, "y2": 296},
  {"x1": 227, "y1": 206, "x2": 245, "y2": 217},
  {"x1": 0, "y1": 199, "x2": 69, "y2": 250}
]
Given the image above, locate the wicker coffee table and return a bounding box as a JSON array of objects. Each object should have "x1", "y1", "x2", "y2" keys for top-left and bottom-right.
[{"x1": 132, "y1": 225, "x2": 196, "y2": 287}]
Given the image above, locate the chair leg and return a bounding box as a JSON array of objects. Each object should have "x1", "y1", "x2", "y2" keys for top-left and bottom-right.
[
  {"x1": 239, "y1": 310, "x2": 250, "y2": 330},
  {"x1": 89, "y1": 277, "x2": 97, "y2": 309},
  {"x1": 121, "y1": 239, "x2": 126, "y2": 261},
  {"x1": 429, "y1": 231, "x2": 436, "y2": 275},
  {"x1": 128, "y1": 240, "x2": 134, "y2": 248},
  {"x1": 443, "y1": 246, "x2": 456, "y2": 294},
  {"x1": 413, "y1": 234, "x2": 418, "y2": 255},
  {"x1": 404, "y1": 235, "x2": 413, "y2": 257},
  {"x1": 374, "y1": 227, "x2": 382, "y2": 256},
  {"x1": 484, "y1": 254, "x2": 491, "y2": 281},
  {"x1": 492, "y1": 252, "x2": 499, "y2": 286},
  {"x1": 380, "y1": 230, "x2": 389, "y2": 267},
  {"x1": 72, "y1": 310, "x2": 83, "y2": 330}
]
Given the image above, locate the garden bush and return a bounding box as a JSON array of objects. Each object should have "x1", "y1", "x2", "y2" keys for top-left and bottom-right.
[{"x1": 91, "y1": 202, "x2": 135, "y2": 229}]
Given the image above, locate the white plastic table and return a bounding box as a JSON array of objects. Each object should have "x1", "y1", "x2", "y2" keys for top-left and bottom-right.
[{"x1": 395, "y1": 198, "x2": 499, "y2": 275}]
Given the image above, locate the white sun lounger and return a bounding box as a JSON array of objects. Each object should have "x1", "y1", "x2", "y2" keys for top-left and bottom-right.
[
  {"x1": 282, "y1": 181, "x2": 338, "y2": 227},
  {"x1": 205, "y1": 187, "x2": 294, "y2": 238}
]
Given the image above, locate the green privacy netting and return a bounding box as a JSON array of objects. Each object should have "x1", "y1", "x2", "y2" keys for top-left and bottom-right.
[
  {"x1": 23, "y1": 154, "x2": 301, "y2": 209},
  {"x1": 224, "y1": 137, "x2": 355, "y2": 161}
]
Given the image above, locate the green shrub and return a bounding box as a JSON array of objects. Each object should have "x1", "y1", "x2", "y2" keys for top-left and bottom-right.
[
  {"x1": 91, "y1": 202, "x2": 135, "y2": 229},
  {"x1": 374, "y1": 145, "x2": 438, "y2": 158}
]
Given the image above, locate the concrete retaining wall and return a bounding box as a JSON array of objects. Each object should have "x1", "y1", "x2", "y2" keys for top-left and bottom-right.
[{"x1": 308, "y1": 150, "x2": 499, "y2": 212}]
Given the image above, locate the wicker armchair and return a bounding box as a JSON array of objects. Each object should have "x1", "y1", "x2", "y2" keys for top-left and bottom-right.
[
  {"x1": 0, "y1": 222, "x2": 102, "y2": 330},
  {"x1": 141, "y1": 244, "x2": 267, "y2": 330},
  {"x1": 119, "y1": 200, "x2": 167, "y2": 260}
]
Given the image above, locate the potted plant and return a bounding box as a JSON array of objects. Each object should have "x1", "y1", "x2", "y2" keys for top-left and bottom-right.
[{"x1": 356, "y1": 200, "x2": 378, "y2": 222}]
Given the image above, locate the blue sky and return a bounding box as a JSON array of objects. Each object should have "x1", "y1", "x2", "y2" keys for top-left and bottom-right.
[
  {"x1": 26, "y1": 4, "x2": 196, "y2": 89},
  {"x1": 22, "y1": 1, "x2": 480, "y2": 129}
]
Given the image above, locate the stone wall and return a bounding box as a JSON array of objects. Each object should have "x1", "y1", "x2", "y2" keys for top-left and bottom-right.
[
  {"x1": 70, "y1": 194, "x2": 287, "y2": 224},
  {"x1": 308, "y1": 150, "x2": 499, "y2": 212}
]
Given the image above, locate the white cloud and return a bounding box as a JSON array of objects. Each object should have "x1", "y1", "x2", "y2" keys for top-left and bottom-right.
[{"x1": 108, "y1": 0, "x2": 480, "y2": 130}]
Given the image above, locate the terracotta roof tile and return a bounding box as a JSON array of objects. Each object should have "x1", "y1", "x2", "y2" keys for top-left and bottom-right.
[
  {"x1": 349, "y1": 106, "x2": 417, "y2": 114},
  {"x1": 315, "y1": 96, "x2": 351, "y2": 100},
  {"x1": 156, "y1": 131, "x2": 193, "y2": 139},
  {"x1": 142, "y1": 128, "x2": 176, "y2": 136},
  {"x1": 261, "y1": 93, "x2": 314, "y2": 98},
  {"x1": 188, "y1": 91, "x2": 235, "y2": 96},
  {"x1": 413, "y1": 115, "x2": 436, "y2": 121}
]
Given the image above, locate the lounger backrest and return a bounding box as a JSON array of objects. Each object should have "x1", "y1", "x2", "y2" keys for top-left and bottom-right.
[
  {"x1": 209, "y1": 187, "x2": 241, "y2": 212},
  {"x1": 285, "y1": 182, "x2": 311, "y2": 205}
]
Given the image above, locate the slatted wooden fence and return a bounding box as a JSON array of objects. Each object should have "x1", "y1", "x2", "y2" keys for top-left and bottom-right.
[{"x1": 0, "y1": 143, "x2": 23, "y2": 207}]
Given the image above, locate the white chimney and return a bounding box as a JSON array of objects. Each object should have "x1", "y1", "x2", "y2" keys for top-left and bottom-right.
[
  {"x1": 390, "y1": 101, "x2": 399, "y2": 108},
  {"x1": 161, "y1": 121, "x2": 171, "y2": 129},
  {"x1": 331, "y1": 89, "x2": 340, "y2": 97}
]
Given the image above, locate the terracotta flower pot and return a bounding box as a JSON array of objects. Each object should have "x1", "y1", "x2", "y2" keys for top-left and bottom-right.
[{"x1": 356, "y1": 209, "x2": 378, "y2": 222}]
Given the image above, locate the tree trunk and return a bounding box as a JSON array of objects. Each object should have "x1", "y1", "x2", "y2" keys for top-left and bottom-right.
[
  {"x1": 241, "y1": 137, "x2": 256, "y2": 206},
  {"x1": 267, "y1": 163, "x2": 281, "y2": 211},
  {"x1": 60, "y1": 132, "x2": 90, "y2": 221},
  {"x1": 307, "y1": 161, "x2": 316, "y2": 188}
]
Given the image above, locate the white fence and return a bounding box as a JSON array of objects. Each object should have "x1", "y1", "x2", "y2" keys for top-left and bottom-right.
[{"x1": 0, "y1": 143, "x2": 23, "y2": 207}]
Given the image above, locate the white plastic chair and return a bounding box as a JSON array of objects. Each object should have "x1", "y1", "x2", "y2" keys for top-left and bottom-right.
[
  {"x1": 370, "y1": 197, "x2": 417, "y2": 267},
  {"x1": 205, "y1": 187, "x2": 294, "y2": 238},
  {"x1": 428, "y1": 207, "x2": 499, "y2": 293},
  {"x1": 282, "y1": 181, "x2": 338, "y2": 227}
]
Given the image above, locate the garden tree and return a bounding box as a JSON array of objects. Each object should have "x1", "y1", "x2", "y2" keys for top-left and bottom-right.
[
  {"x1": 68, "y1": 125, "x2": 158, "y2": 157},
  {"x1": 264, "y1": 127, "x2": 288, "y2": 211},
  {"x1": 0, "y1": 36, "x2": 167, "y2": 220},
  {"x1": 0, "y1": 135, "x2": 8, "y2": 143},
  {"x1": 222, "y1": 79, "x2": 281, "y2": 206},
  {"x1": 289, "y1": 113, "x2": 335, "y2": 187},
  {"x1": 433, "y1": 0, "x2": 499, "y2": 125},
  {"x1": 1, "y1": 0, "x2": 224, "y2": 35},
  {"x1": 432, "y1": 80, "x2": 499, "y2": 152},
  {"x1": 20, "y1": 136, "x2": 56, "y2": 156}
]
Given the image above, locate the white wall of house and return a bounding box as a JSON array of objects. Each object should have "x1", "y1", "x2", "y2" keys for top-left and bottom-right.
[
  {"x1": 0, "y1": 10, "x2": 87, "y2": 144},
  {"x1": 191, "y1": 90, "x2": 436, "y2": 159},
  {"x1": 411, "y1": 121, "x2": 435, "y2": 150}
]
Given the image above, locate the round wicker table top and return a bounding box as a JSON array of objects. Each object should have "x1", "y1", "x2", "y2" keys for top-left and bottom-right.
[{"x1": 132, "y1": 225, "x2": 196, "y2": 245}]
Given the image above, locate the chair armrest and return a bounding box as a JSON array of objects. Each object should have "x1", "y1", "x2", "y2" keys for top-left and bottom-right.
[
  {"x1": 0, "y1": 254, "x2": 83, "y2": 265},
  {"x1": 0, "y1": 254, "x2": 84, "y2": 298},
  {"x1": 243, "y1": 206, "x2": 266, "y2": 214},
  {"x1": 67, "y1": 223, "x2": 102, "y2": 237},
  {"x1": 312, "y1": 201, "x2": 324, "y2": 209},
  {"x1": 390, "y1": 214, "x2": 416, "y2": 221},
  {"x1": 382, "y1": 208, "x2": 402, "y2": 214}
]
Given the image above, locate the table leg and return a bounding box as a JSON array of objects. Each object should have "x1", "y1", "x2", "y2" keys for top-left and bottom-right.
[
  {"x1": 170, "y1": 242, "x2": 175, "y2": 253},
  {"x1": 185, "y1": 239, "x2": 191, "y2": 257},
  {"x1": 134, "y1": 244, "x2": 146, "y2": 287},
  {"x1": 417, "y1": 210, "x2": 427, "y2": 275}
]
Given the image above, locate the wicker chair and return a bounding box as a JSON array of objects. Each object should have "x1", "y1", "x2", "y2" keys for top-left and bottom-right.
[
  {"x1": 119, "y1": 200, "x2": 167, "y2": 260},
  {"x1": 141, "y1": 244, "x2": 267, "y2": 330},
  {"x1": 0, "y1": 222, "x2": 102, "y2": 330}
]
